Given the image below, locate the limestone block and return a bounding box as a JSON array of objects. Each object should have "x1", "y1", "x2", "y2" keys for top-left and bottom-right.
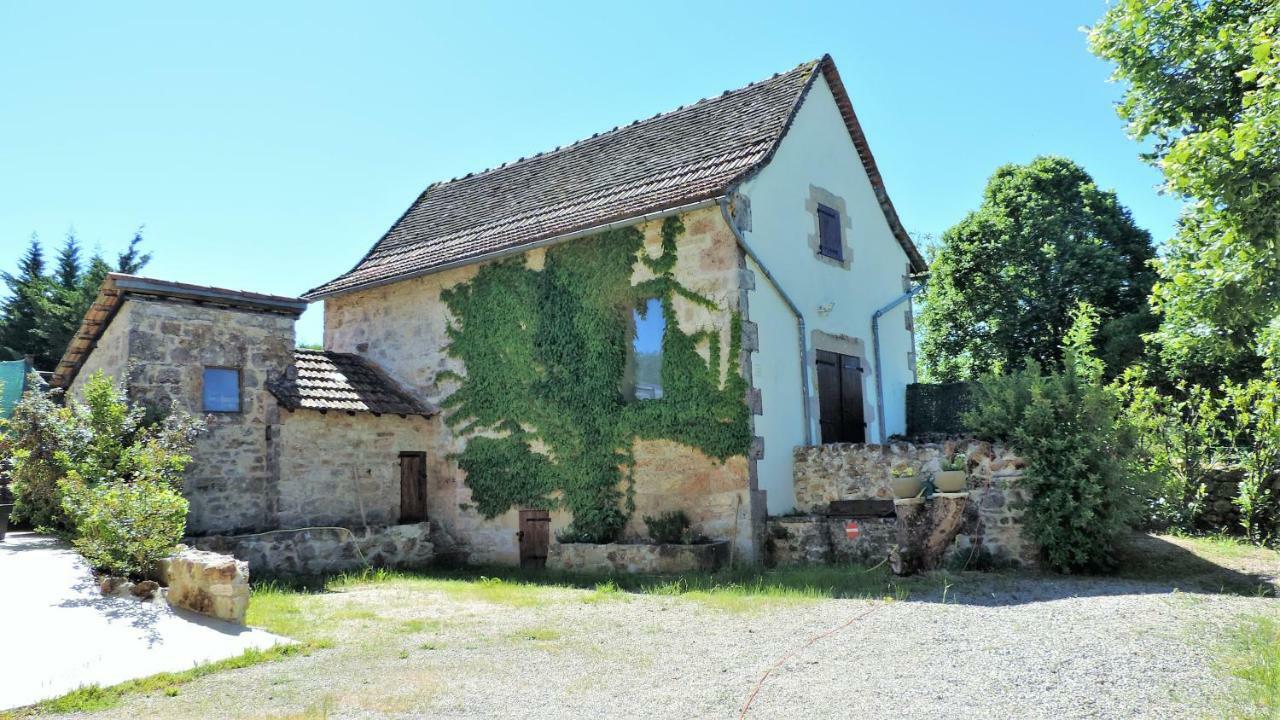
[{"x1": 162, "y1": 548, "x2": 250, "y2": 624}]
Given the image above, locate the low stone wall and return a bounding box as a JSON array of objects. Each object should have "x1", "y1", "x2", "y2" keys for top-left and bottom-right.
[
  {"x1": 160, "y1": 548, "x2": 250, "y2": 624},
  {"x1": 780, "y1": 440, "x2": 1037, "y2": 568},
  {"x1": 192, "y1": 522, "x2": 433, "y2": 577},
  {"x1": 767, "y1": 516, "x2": 896, "y2": 566},
  {"x1": 547, "y1": 540, "x2": 730, "y2": 574}
]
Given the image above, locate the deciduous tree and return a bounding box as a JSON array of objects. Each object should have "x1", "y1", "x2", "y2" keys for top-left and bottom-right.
[{"x1": 919, "y1": 156, "x2": 1156, "y2": 381}]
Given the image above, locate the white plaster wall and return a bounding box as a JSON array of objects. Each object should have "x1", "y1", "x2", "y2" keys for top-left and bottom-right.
[
  {"x1": 745, "y1": 256, "x2": 805, "y2": 514},
  {"x1": 740, "y1": 75, "x2": 916, "y2": 513}
]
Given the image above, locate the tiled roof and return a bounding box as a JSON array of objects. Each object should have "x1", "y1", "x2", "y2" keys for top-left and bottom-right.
[
  {"x1": 268, "y1": 349, "x2": 436, "y2": 417},
  {"x1": 305, "y1": 54, "x2": 924, "y2": 299}
]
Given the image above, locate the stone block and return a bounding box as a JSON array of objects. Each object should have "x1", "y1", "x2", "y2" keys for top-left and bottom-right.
[{"x1": 162, "y1": 548, "x2": 250, "y2": 624}]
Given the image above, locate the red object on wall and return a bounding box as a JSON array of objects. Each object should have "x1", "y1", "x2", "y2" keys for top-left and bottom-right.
[{"x1": 845, "y1": 520, "x2": 861, "y2": 540}]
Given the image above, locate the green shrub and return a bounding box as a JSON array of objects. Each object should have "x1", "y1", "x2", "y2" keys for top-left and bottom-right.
[
  {"x1": 5, "y1": 371, "x2": 201, "y2": 575},
  {"x1": 1112, "y1": 370, "x2": 1226, "y2": 531},
  {"x1": 6, "y1": 376, "x2": 76, "y2": 533},
  {"x1": 965, "y1": 304, "x2": 1144, "y2": 573},
  {"x1": 63, "y1": 478, "x2": 189, "y2": 577},
  {"x1": 1221, "y1": 378, "x2": 1280, "y2": 544},
  {"x1": 643, "y1": 510, "x2": 691, "y2": 544}
]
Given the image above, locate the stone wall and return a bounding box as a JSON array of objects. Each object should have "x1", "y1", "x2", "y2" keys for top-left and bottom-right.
[
  {"x1": 75, "y1": 296, "x2": 299, "y2": 535},
  {"x1": 778, "y1": 440, "x2": 1037, "y2": 567},
  {"x1": 273, "y1": 409, "x2": 433, "y2": 529},
  {"x1": 767, "y1": 515, "x2": 897, "y2": 566},
  {"x1": 192, "y1": 522, "x2": 433, "y2": 578},
  {"x1": 322, "y1": 206, "x2": 764, "y2": 564},
  {"x1": 68, "y1": 302, "x2": 133, "y2": 398},
  {"x1": 547, "y1": 541, "x2": 729, "y2": 574}
]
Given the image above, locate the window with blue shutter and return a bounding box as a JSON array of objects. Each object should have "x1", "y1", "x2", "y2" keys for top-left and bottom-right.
[{"x1": 817, "y1": 204, "x2": 843, "y2": 260}]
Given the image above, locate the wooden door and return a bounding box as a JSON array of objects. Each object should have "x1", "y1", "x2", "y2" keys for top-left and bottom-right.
[
  {"x1": 816, "y1": 350, "x2": 866, "y2": 444},
  {"x1": 399, "y1": 452, "x2": 427, "y2": 522},
  {"x1": 518, "y1": 509, "x2": 550, "y2": 568}
]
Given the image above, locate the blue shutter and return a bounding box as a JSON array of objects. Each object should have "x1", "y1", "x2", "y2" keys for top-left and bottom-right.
[{"x1": 817, "y1": 204, "x2": 842, "y2": 260}]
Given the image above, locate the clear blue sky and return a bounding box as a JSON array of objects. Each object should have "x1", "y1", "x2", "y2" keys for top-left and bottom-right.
[{"x1": 0, "y1": 1, "x2": 1181, "y2": 345}]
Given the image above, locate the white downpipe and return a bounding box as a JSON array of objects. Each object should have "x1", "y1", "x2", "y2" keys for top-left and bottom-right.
[{"x1": 871, "y1": 282, "x2": 925, "y2": 442}]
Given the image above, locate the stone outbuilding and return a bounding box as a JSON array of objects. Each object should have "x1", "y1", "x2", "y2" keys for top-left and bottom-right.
[{"x1": 54, "y1": 274, "x2": 437, "y2": 574}]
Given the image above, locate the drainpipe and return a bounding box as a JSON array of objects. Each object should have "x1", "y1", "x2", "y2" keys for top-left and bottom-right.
[
  {"x1": 718, "y1": 196, "x2": 813, "y2": 446},
  {"x1": 871, "y1": 281, "x2": 926, "y2": 443}
]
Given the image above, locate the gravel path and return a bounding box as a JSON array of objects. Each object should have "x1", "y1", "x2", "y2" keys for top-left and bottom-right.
[{"x1": 49, "y1": 537, "x2": 1278, "y2": 720}]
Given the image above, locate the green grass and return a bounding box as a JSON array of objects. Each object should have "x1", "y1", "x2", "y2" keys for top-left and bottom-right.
[
  {"x1": 280, "y1": 562, "x2": 917, "y2": 613},
  {"x1": 0, "y1": 643, "x2": 320, "y2": 718},
  {"x1": 1219, "y1": 612, "x2": 1280, "y2": 719}
]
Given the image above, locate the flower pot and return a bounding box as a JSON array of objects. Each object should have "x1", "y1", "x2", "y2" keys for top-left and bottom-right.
[
  {"x1": 0, "y1": 504, "x2": 12, "y2": 542},
  {"x1": 933, "y1": 470, "x2": 967, "y2": 493},
  {"x1": 891, "y1": 476, "x2": 923, "y2": 499}
]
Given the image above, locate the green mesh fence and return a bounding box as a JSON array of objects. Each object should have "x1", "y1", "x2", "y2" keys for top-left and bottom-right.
[
  {"x1": 0, "y1": 359, "x2": 31, "y2": 420},
  {"x1": 906, "y1": 382, "x2": 975, "y2": 438}
]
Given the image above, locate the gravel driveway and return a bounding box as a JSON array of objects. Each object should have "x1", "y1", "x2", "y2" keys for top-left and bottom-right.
[{"x1": 38, "y1": 534, "x2": 1279, "y2": 720}]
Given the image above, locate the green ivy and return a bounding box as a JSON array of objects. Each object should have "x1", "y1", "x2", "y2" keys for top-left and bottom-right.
[{"x1": 440, "y1": 215, "x2": 751, "y2": 542}]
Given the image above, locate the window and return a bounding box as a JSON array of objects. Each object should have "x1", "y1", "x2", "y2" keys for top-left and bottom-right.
[
  {"x1": 626, "y1": 298, "x2": 665, "y2": 400},
  {"x1": 202, "y1": 367, "x2": 241, "y2": 412},
  {"x1": 816, "y1": 204, "x2": 842, "y2": 260}
]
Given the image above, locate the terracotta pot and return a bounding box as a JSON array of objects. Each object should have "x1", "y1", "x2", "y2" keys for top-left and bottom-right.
[
  {"x1": 933, "y1": 470, "x2": 967, "y2": 493},
  {"x1": 0, "y1": 503, "x2": 12, "y2": 542},
  {"x1": 891, "y1": 476, "x2": 923, "y2": 499}
]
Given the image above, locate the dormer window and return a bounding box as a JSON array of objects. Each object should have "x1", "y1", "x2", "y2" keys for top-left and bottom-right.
[{"x1": 817, "y1": 204, "x2": 843, "y2": 261}]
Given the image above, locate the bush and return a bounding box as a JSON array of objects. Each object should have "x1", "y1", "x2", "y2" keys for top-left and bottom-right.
[
  {"x1": 965, "y1": 305, "x2": 1144, "y2": 573},
  {"x1": 5, "y1": 371, "x2": 202, "y2": 576},
  {"x1": 1112, "y1": 371, "x2": 1225, "y2": 531},
  {"x1": 643, "y1": 510, "x2": 691, "y2": 544},
  {"x1": 62, "y1": 479, "x2": 189, "y2": 577},
  {"x1": 1221, "y1": 378, "x2": 1280, "y2": 544},
  {"x1": 6, "y1": 377, "x2": 76, "y2": 533}
]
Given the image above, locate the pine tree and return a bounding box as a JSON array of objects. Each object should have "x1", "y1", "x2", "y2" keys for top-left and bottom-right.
[
  {"x1": 0, "y1": 236, "x2": 53, "y2": 362},
  {"x1": 54, "y1": 233, "x2": 82, "y2": 289},
  {"x1": 0, "y1": 230, "x2": 154, "y2": 369}
]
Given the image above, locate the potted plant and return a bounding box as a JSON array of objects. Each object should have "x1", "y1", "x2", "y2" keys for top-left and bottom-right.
[
  {"x1": 933, "y1": 453, "x2": 968, "y2": 493},
  {"x1": 890, "y1": 466, "x2": 923, "y2": 499}
]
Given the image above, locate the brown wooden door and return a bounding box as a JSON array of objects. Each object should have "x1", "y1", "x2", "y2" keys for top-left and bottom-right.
[
  {"x1": 518, "y1": 509, "x2": 550, "y2": 568},
  {"x1": 399, "y1": 452, "x2": 427, "y2": 522},
  {"x1": 816, "y1": 350, "x2": 866, "y2": 443}
]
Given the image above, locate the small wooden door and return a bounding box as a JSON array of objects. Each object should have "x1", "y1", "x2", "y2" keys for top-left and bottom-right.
[
  {"x1": 518, "y1": 509, "x2": 551, "y2": 568},
  {"x1": 399, "y1": 452, "x2": 427, "y2": 522},
  {"x1": 816, "y1": 350, "x2": 866, "y2": 443}
]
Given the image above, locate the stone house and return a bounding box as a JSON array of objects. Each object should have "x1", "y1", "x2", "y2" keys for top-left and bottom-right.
[{"x1": 53, "y1": 54, "x2": 926, "y2": 571}]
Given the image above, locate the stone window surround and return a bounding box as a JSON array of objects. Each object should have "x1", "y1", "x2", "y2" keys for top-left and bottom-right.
[
  {"x1": 805, "y1": 185, "x2": 853, "y2": 270},
  {"x1": 807, "y1": 330, "x2": 875, "y2": 440},
  {"x1": 200, "y1": 365, "x2": 243, "y2": 414}
]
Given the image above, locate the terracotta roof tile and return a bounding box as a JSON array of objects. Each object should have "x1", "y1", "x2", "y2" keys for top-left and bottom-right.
[
  {"x1": 305, "y1": 55, "x2": 924, "y2": 299},
  {"x1": 268, "y1": 349, "x2": 435, "y2": 417}
]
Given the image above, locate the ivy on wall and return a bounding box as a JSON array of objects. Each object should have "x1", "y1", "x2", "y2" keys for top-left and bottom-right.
[{"x1": 440, "y1": 215, "x2": 751, "y2": 542}]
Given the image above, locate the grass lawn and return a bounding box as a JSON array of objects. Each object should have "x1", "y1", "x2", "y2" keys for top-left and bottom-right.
[
  {"x1": 1219, "y1": 612, "x2": 1280, "y2": 719},
  {"x1": 4, "y1": 533, "x2": 1276, "y2": 719}
]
